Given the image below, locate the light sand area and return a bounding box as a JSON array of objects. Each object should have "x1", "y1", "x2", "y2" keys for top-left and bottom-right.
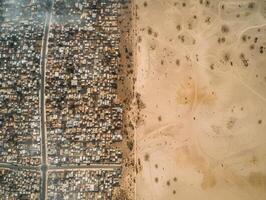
[{"x1": 134, "y1": 0, "x2": 266, "y2": 199}]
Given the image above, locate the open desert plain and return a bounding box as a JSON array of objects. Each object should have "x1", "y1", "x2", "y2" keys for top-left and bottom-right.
[{"x1": 134, "y1": 0, "x2": 266, "y2": 199}]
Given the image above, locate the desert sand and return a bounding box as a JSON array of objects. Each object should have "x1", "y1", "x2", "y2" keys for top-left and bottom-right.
[{"x1": 134, "y1": 0, "x2": 266, "y2": 199}]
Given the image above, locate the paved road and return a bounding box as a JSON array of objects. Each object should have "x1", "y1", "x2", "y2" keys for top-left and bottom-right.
[
  {"x1": 48, "y1": 164, "x2": 121, "y2": 171},
  {"x1": 41, "y1": 3, "x2": 52, "y2": 170},
  {"x1": 40, "y1": 2, "x2": 53, "y2": 199}
]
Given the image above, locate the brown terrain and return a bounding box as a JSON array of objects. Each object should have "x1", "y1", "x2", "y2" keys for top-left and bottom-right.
[
  {"x1": 113, "y1": 1, "x2": 136, "y2": 199},
  {"x1": 133, "y1": 0, "x2": 266, "y2": 200}
]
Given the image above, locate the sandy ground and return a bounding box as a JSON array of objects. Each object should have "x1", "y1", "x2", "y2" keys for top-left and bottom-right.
[
  {"x1": 134, "y1": 0, "x2": 266, "y2": 199},
  {"x1": 113, "y1": 1, "x2": 135, "y2": 200}
]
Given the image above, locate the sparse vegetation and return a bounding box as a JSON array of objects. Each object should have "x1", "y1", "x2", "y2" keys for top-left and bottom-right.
[
  {"x1": 148, "y1": 27, "x2": 153, "y2": 35},
  {"x1": 221, "y1": 24, "x2": 229, "y2": 33},
  {"x1": 113, "y1": 189, "x2": 129, "y2": 200},
  {"x1": 136, "y1": 92, "x2": 146, "y2": 110},
  {"x1": 143, "y1": 1, "x2": 148, "y2": 7},
  {"x1": 155, "y1": 177, "x2": 159, "y2": 183},
  {"x1": 144, "y1": 153, "x2": 150, "y2": 161},
  {"x1": 248, "y1": 2, "x2": 255, "y2": 9},
  {"x1": 127, "y1": 140, "x2": 134, "y2": 151}
]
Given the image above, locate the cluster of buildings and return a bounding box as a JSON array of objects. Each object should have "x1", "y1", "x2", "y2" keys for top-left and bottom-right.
[
  {"x1": 0, "y1": 0, "x2": 46, "y2": 166},
  {"x1": 48, "y1": 169, "x2": 121, "y2": 199},
  {"x1": 0, "y1": 168, "x2": 40, "y2": 200},
  {"x1": 0, "y1": 0, "x2": 126, "y2": 199},
  {"x1": 46, "y1": 0, "x2": 123, "y2": 166}
]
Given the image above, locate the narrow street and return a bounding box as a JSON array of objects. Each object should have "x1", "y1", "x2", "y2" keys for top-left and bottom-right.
[{"x1": 0, "y1": 163, "x2": 39, "y2": 171}]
